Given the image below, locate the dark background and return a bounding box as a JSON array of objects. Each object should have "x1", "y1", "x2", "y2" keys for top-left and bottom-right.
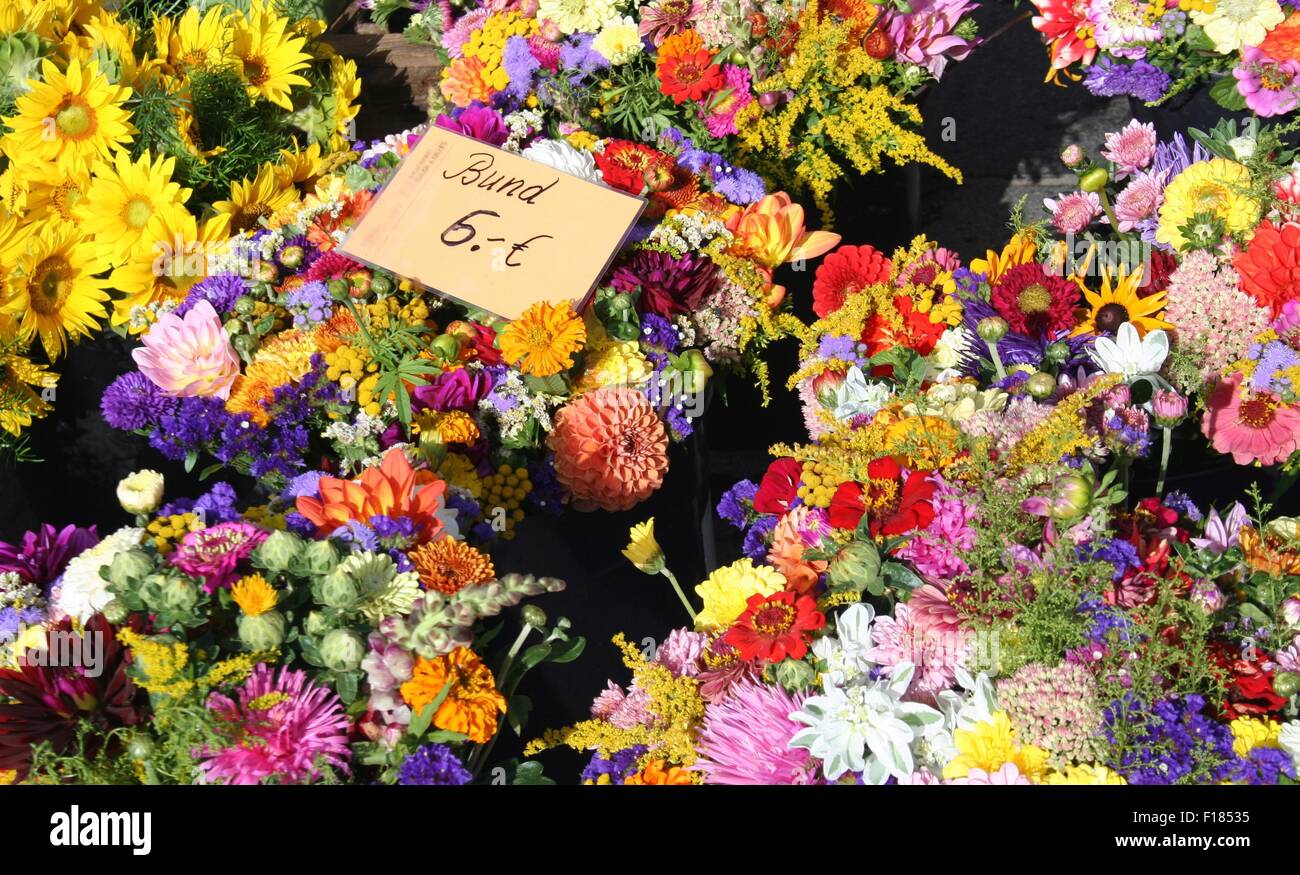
[{"x1": 0, "y1": 5, "x2": 1279, "y2": 779}]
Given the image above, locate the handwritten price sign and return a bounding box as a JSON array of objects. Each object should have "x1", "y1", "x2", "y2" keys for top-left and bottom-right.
[{"x1": 341, "y1": 127, "x2": 646, "y2": 320}]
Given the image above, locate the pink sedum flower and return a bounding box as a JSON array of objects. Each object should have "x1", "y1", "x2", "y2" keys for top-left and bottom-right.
[{"x1": 132, "y1": 300, "x2": 240, "y2": 400}]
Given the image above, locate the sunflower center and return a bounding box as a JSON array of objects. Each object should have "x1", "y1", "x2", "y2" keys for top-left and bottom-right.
[
  {"x1": 242, "y1": 55, "x2": 269, "y2": 87},
  {"x1": 52, "y1": 182, "x2": 82, "y2": 221},
  {"x1": 1017, "y1": 283, "x2": 1052, "y2": 315},
  {"x1": 1095, "y1": 302, "x2": 1130, "y2": 334},
  {"x1": 752, "y1": 602, "x2": 796, "y2": 637},
  {"x1": 31, "y1": 256, "x2": 72, "y2": 315},
  {"x1": 54, "y1": 98, "x2": 95, "y2": 140},
  {"x1": 1239, "y1": 396, "x2": 1277, "y2": 429},
  {"x1": 231, "y1": 203, "x2": 274, "y2": 233},
  {"x1": 123, "y1": 196, "x2": 153, "y2": 229}
]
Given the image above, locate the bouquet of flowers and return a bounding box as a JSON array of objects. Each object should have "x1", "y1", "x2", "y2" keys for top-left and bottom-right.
[
  {"x1": 99, "y1": 115, "x2": 840, "y2": 523},
  {"x1": 0, "y1": 0, "x2": 361, "y2": 455},
  {"x1": 0, "y1": 453, "x2": 580, "y2": 785},
  {"x1": 363, "y1": 0, "x2": 977, "y2": 215},
  {"x1": 1030, "y1": 0, "x2": 1300, "y2": 114}
]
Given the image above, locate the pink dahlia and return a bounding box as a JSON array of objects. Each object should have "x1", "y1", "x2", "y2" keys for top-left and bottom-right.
[
  {"x1": 884, "y1": 0, "x2": 978, "y2": 79},
  {"x1": 1044, "y1": 190, "x2": 1102, "y2": 235},
  {"x1": 693, "y1": 678, "x2": 818, "y2": 784},
  {"x1": 1102, "y1": 119, "x2": 1158, "y2": 177},
  {"x1": 705, "y1": 64, "x2": 754, "y2": 138},
  {"x1": 1203, "y1": 372, "x2": 1300, "y2": 466},
  {"x1": 947, "y1": 763, "x2": 1034, "y2": 784},
  {"x1": 1113, "y1": 170, "x2": 1166, "y2": 231},
  {"x1": 653, "y1": 627, "x2": 708, "y2": 677},
  {"x1": 199, "y1": 665, "x2": 351, "y2": 785},
  {"x1": 131, "y1": 300, "x2": 240, "y2": 400},
  {"x1": 547, "y1": 387, "x2": 669, "y2": 511},
  {"x1": 1234, "y1": 45, "x2": 1300, "y2": 118},
  {"x1": 170, "y1": 521, "x2": 268, "y2": 592},
  {"x1": 865, "y1": 598, "x2": 969, "y2": 704}
]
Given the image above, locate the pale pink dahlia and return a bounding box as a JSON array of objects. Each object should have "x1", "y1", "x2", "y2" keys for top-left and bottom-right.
[
  {"x1": 865, "y1": 599, "x2": 969, "y2": 704},
  {"x1": 1044, "y1": 190, "x2": 1102, "y2": 235},
  {"x1": 1113, "y1": 170, "x2": 1166, "y2": 231},
  {"x1": 653, "y1": 627, "x2": 707, "y2": 677},
  {"x1": 947, "y1": 763, "x2": 1034, "y2": 784},
  {"x1": 132, "y1": 300, "x2": 240, "y2": 400},
  {"x1": 199, "y1": 665, "x2": 351, "y2": 785},
  {"x1": 693, "y1": 678, "x2": 818, "y2": 784},
  {"x1": 884, "y1": 0, "x2": 979, "y2": 79},
  {"x1": 1101, "y1": 119, "x2": 1158, "y2": 177}
]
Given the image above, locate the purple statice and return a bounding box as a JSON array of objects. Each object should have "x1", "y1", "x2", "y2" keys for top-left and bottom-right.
[
  {"x1": 559, "y1": 33, "x2": 609, "y2": 83},
  {"x1": 101, "y1": 371, "x2": 177, "y2": 431},
  {"x1": 333, "y1": 519, "x2": 381, "y2": 553},
  {"x1": 951, "y1": 267, "x2": 986, "y2": 295},
  {"x1": 1103, "y1": 694, "x2": 1238, "y2": 784},
  {"x1": 443, "y1": 492, "x2": 481, "y2": 532},
  {"x1": 717, "y1": 479, "x2": 757, "y2": 529},
  {"x1": 1082, "y1": 57, "x2": 1171, "y2": 102},
  {"x1": 149, "y1": 396, "x2": 230, "y2": 461},
  {"x1": 1162, "y1": 490, "x2": 1202, "y2": 523},
  {"x1": 580, "y1": 745, "x2": 647, "y2": 784},
  {"x1": 665, "y1": 403, "x2": 695, "y2": 441},
  {"x1": 0, "y1": 523, "x2": 98, "y2": 586},
  {"x1": 1078, "y1": 537, "x2": 1142, "y2": 581},
  {"x1": 501, "y1": 35, "x2": 540, "y2": 101},
  {"x1": 284, "y1": 511, "x2": 316, "y2": 538},
  {"x1": 284, "y1": 281, "x2": 333, "y2": 328},
  {"x1": 527, "y1": 458, "x2": 565, "y2": 516},
  {"x1": 1231, "y1": 747, "x2": 1296, "y2": 785},
  {"x1": 640, "y1": 313, "x2": 681, "y2": 353},
  {"x1": 369, "y1": 515, "x2": 420, "y2": 553},
  {"x1": 1076, "y1": 591, "x2": 1136, "y2": 642},
  {"x1": 742, "y1": 514, "x2": 778, "y2": 560},
  {"x1": 175, "y1": 273, "x2": 247, "y2": 318},
  {"x1": 158, "y1": 482, "x2": 242, "y2": 524},
  {"x1": 397, "y1": 743, "x2": 473, "y2": 785},
  {"x1": 1102, "y1": 407, "x2": 1152, "y2": 458}
]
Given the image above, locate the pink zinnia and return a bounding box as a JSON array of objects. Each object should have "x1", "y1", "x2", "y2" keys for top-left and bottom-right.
[
  {"x1": 199, "y1": 665, "x2": 351, "y2": 785},
  {"x1": 170, "y1": 522, "x2": 268, "y2": 592},
  {"x1": 693, "y1": 678, "x2": 818, "y2": 784},
  {"x1": 1044, "y1": 190, "x2": 1102, "y2": 235},
  {"x1": 132, "y1": 300, "x2": 240, "y2": 400},
  {"x1": 865, "y1": 599, "x2": 969, "y2": 704},
  {"x1": 1203, "y1": 372, "x2": 1300, "y2": 466},
  {"x1": 1101, "y1": 119, "x2": 1157, "y2": 178},
  {"x1": 1234, "y1": 46, "x2": 1300, "y2": 118},
  {"x1": 705, "y1": 65, "x2": 753, "y2": 138},
  {"x1": 1113, "y1": 170, "x2": 1165, "y2": 231}
]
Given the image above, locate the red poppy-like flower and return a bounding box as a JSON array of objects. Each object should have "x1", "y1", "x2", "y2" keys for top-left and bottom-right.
[
  {"x1": 826, "y1": 457, "x2": 937, "y2": 536},
  {"x1": 989, "y1": 262, "x2": 1079, "y2": 337},
  {"x1": 1233, "y1": 220, "x2": 1300, "y2": 315},
  {"x1": 1212, "y1": 643, "x2": 1288, "y2": 718},
  {"x1": 829, "y1": 481, "x2": 869, "y2": 530},
  {"x1": 877, "y1": 470, "x2": 937, "y2": 536},
  {"x1": 593, "y1": 139, "x2": 677, "y2": 196},
  {"x1": 811, "y1": 244, "x2": 893, "y2": 318},
  {"x1": 1139, "y1": 249, "x2": 1178, "y2": 298},
  {"x1": 723, "y1": 590, "x2": 826, "y2": 663},
  {"x1": 657, "y1": 47, "x2": 724, "y2": 104},
  {"x1": 753, "y1": 457, "x2": 803, "y2": 515}
]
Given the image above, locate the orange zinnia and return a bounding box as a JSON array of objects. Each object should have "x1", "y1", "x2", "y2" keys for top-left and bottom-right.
[
  {"x1": 409, "y1": 539, "x2": 495, "y2": 593},
  {"x1": 400, "y1": 647, "x2": 507, "y2": 744},
  {"x1": 624, "y1": 760, "x2": 695, "y2": 784},
  {"x1": 296, "y1": 448, "x2": 448, "y2": 540},
  {"x1": 1259, "y1": 11, "x2": 1300, "y2": 61}
]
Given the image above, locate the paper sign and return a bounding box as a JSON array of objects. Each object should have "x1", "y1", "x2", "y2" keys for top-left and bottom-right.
[{"x1": 340, "y1": 127, "x2": 646, "y2": 320}]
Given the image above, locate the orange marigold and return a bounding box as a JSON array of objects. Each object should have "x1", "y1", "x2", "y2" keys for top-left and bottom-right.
[
  {"x1": 547, "y1": 386, "x2": 669, "y2": 512},
  {"x1": 400, "y1": 647, "x2": 507, "y2": 743},
  {"x1": 624, "y1": 759, "x2": 695, "y2": 784},
  {"x1": 441, "y1": 55, "x2": 495, "y2": 107},
  {"x1": 408, "y1": 538, "x2": 495, "y2": 594},
  {"x1": 498, "y1": 300, "x2": 586, "y2": 377}
]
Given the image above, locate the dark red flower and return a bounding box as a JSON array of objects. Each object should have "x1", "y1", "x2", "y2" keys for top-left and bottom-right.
[
  {"x1": 828, "y1": 457, "x2": 905, "y2": 530},
  {"x1": 1212, "y1": 643, "x2": 1288, "y2": 719},
  {"x1": 0, "y1": 615, "x2": 148, "y2": 776},
  {"x1": 989, "y1": 262, "x2": 1079, "y2": 338},
  {"x1": 1139, "y1": 249, "x2": 1178, "y2": 297},
  {"x1": 753, "y1": 457, "x2": 803, "y2": 515},
  {"x1": 608, "y1": 249, "x2": 719, "y2": 318},
  {"x1": 593, "y1": 140, "x2": 677, "y2": 196},
  {"x1": 303, "y1": 251, "x2": 366, "y2": 283},
  {"x1": 811, "y1": 244, "x2": 893, "y2": 318},
  {"x1": 876, "y1": 470, "x2": 937, "y2": 536},
  {"x1": 723, "y1": 590, "x2": 826, "y2": 663}
]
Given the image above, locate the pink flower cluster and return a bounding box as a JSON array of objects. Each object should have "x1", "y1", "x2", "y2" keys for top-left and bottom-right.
[
  {"x1": 894, "y1": 477, "x2": 977, "y2": 581},
  {"x1": 1164, "y1": 251, "x2": 1272, "y2": 394}
]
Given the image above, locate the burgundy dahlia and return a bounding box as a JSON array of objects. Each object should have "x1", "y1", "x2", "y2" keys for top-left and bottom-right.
[
  {"x1": 0, "y1": 524, "x2": 99, "y2": 586},
  {"x1": 608, "y1": 250, "x2": 719, "y2": 318}
]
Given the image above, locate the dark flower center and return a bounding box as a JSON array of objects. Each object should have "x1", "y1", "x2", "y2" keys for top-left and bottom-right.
[
  {"x1": 1239, "y1": 396, "x2": 1277, "y2": 430},
  {"x1": 1096, "y1": 302, "x2": 1130, "y2": 334}
]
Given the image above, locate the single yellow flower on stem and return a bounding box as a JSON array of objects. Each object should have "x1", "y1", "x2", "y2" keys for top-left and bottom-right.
[
  {"x1": 622, "y1": 517, "x2": 697, "y2": 621},
  {"x1": 3, "y1": 58, "x2": 134, "y2": 172}
]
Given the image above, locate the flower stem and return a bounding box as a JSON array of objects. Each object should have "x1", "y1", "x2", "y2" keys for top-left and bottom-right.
[
  {"x1": 467, "y1": 624, "x2": 534, "y2": 780},
  {"x1": 660, "y1": 568, "x2": 697, "y2": 622},
  {"x1": 985, "y1": 339, "x2": 1007, "y2": 382},
  {"x1": 1098, "y1": 187, "x2": 1121, "y2": 233},
  {"x1": 1157, "y1": 426, "x2": 1172, "y2": 496}
]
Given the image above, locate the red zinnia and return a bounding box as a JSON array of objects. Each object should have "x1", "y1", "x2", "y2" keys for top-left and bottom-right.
[
  {"x1": 593, "y1": 139, "x2": 676, "y2": 196},
  {"x1": 723, "y1": 590, "x2": 826, "y2": 663},
  {"x1": 1211, "y1": 643, "x2": 1288, "y2": 718},
  {"x1": 988, "y1": 262, "x2": 1079, "y2": 337},
  {"x1": 811, "y1": 244, "x2": 893, "y2": 318},
  {"x1": 876, "y1": 470, "x2": 937, "y2": 536},
  {"x1": 753, "y1": 457, "x2": 802, "y2": 514},
  {"x1": 827, "y1": 458, "x2": 903, "y2": 530},
  {"x1": 657, "y1": 49, "x2": 724, "y2": 105},
  {"x1": 1233, "y1": 220, "x2": 1300, "y2": 315},
  {"x1": 862, "y1": 294, "x2": 946, "y2": 364}
]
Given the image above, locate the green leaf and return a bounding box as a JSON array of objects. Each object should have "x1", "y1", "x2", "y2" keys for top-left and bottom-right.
[
  {"x1": 519, "y1": 642, "x2": 553, "y2": 672},
  {"x1": 881, "y1": 561, "x2": 923, "y2": 595},
  {"x1": 511, "y1": 760, "x2": 555, "y2": 785},
  {"x1": 507, "y1": 693, "x2": 532, "y2": 735},
  {"x1": 198, "y1": 462, "x2": 225, "y2": 481},
  {"x1": 546, "y1": 636, "x2": 586, "y2": 665},
  {"x1": 407, "y1": 680, "x2": 454, "y2": 740},
  {"x1": 1209, "y1": 75, "x2": 1247, "y2": 112},
  {"x1": 425, "y1": 729, "x2": 469, "y2": 745},
  {"x1": 183, "y1": 450, "x2": 198, "y2": 473},
  {"x1": 335, "y1": 670, "x2": 360, "y2": 703}
]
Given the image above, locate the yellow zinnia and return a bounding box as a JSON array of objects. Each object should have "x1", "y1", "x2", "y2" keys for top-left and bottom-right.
[
  {"x1": 3, "y1": 57, "x2": 134, "y2": 172},
  {"x1": 693, "y1": 557, "x2": 786, "y2": 631},
  {"x1": 498, "y1": 300, "x2": 587, "y2": 377},
  {"x1": 76, "y1": 150, "x2": 191, "y2": 263},
  {"x1": 942, "y1": 711, "x2": 1049, "y2": 782},
  {"x1": 231, "y1": 574, "x2": 278, "y2": 617},
  {"x1": 231, "y1": 1, "x2": 313, "y2": 111},
  {"x1": 3, "y1": 221, "x2": 110, "y2": 359},
  {"x1": 1155, "y1": 157, "x2": 1260, "y2": 252}
]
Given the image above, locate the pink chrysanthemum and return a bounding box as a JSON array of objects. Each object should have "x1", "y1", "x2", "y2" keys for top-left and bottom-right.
[
  {"x1": 1101, "y1": 119, "x2": 1158, "y2": 177},
  {"x1": 1044, "y1": 190, "x2": 1102, "y2": 235},
  {"x1": 865, "y1": 597, "x2": 969, "y2": 704},
  {"x1": 170, "y1": 522, "x2": 267, "y2": 592},
  {"x1": 1113, "y1": 170, "x2": 1166, "y2": 231},
  {"x1": 442, "y1": 9, "x2": 489, "y2": 57},
  {"x1": 199, "y1": 665, "x2": 351, "y2": 785},
  {"x1": 653, "y1": 628, "x2": 708, "y2": 677},
  {"x1": 591, "y1": 681, "x2": 653, "y2": 728},
  {"x1": 693, "y1": 678, "x2": 818, "y2": 784}
]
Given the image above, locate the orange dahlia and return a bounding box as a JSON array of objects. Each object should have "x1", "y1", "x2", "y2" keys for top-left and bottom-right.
[
  {"x1": 547, "y1": 386, "x2": 669, "y2": 511},
  {"x1": 399, "y1": 647, "x2": 506, "y2": 744},
  {"x1": 408, "y1": 539, "x2": 495, "y2": 594},
  {"x1": 295, "y1": 448, "x2": 448, "y2": 540},
  {"x1": 440, "y1": 55, "x2": 495, "y2": 107},
  {"x1": 1233, "y1": 220, "x2": 1300, "y2": 315},
  {"x1": 1240, "y1": 526, "x2": 1300, "y2": 576}
]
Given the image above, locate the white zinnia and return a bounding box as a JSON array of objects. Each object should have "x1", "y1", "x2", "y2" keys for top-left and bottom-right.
[
  {"x1": 117, "y1": 469, "x2": 165, "y2": 515},
  {"x1": 54, "y1": 527, "x2": 145, "y2": 624},
  {"x1": 1192, "y1": 0, "x2": 1284, "y2": 53},
  {"x1": 520, "y1": 139, "x2": 602, "y2": 184}
]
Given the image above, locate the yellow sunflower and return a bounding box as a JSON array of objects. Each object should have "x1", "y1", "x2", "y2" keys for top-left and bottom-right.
[
  {"x1": 153, "y1": 5, "x2": 231, "y2": 77},
  {"x1": 1071, "y1": 262, "x2": 1172, "y2": 338},
  {"x1": 0, "y1": 214, "x2": 32, "y2": 302},
  {"x1": 2, "y1": 222, "x2": 110, "y2": 359},
  {"x1": 212, "y1": 161, "x2": 298, "y2": 235},
  {"x1": 275, "y1": 141, "x2": 330, "y2": 194},
  {"x1": 231, "y1": 1, "x2": 312, "y2": 110},
  {"x1": 1155, "y1": 157, "x2": 1260, "y2": 252},
  {"x1": 62, "y1": 11, "x2": 144, "y2": 88},
  {"x1": 108, "y1": 211, "x2": 229, "y2": 330},
  {"x1": 19, "y1": 159, "x2": 91, "y2": 224},
  {"x1": 498, "y1": 300, "x2": 587, "y2": 377},
  {"x1": 0, "y1": 313, "x2": 57, "y2": 437},
  {"x1": 326, "y1": 55, "x2": 362, "y2": 148},
  {"x1": 76, "y1": 150, "x2": 191, "y2": 262},
  {"x1": 2, "y1": 57, "x2": 134, "y2": 172},
  {"x1": 0, "y1": 2, "x2": 54, "y2": 39},
  {"x1": 0, "y1": 164, "x2": 26, "y2": 217}
]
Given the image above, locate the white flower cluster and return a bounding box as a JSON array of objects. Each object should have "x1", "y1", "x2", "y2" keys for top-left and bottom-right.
[
  {"x1": 54, "y1": 528, "x2": 145, "y2": 625},
  {"x1": 321, "y1": 410, "x2": 390, "y2": 460},
  {"x1": 477, "y1": 370, "x2": 559, "y2": 441},
  {"x1": 502, "y1": 109, "x2": 545, "y2": 152},
  {"x1": 644, "y1": 213, "x2": 732, "y2": 255}
]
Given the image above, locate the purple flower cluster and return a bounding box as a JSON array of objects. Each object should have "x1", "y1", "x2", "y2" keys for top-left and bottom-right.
[
  {"x1": 397, "y1": 743, "x2": 473, "y2": 785},
  {"x1": 101, "y1": 371, "x2": 177, "y2": 431},
  {"x1": 580, "y1": 745, "x2": 647, "y2": 784},
  {"x1": 1078, "y1": 538, "x2": 1142, "y2": 581},
  {"x1": 175, "y1": 273, "x2": 247, "y2": 318},
  {"x1": 284, "y1": 280, "x2": 333, "y2": 328},
  {"x1": 158, "y1": 482, "x2": 242, "y2": 525},
  {"x1": 717, "y1": 479, "x2": 757, "y2": 529},
  {"x1": 640, "y1": 313, "x2": 681, "y2": 353},
  {"x1": 1103, "y1": 694, "x2": 1239, "y2": 784},
  {"x1": 1083, "y1": 58, "x2": 1171, "y2": 102},
  {"x1": 662, "y1": 128, "x2": 766, "y2": 204}
]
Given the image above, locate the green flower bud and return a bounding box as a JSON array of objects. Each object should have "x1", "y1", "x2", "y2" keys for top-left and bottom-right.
[
  {"x1": 976, "y1": 316, "x2": 1009, "y2": 342},
  {"x1": 278, "y1": 245, "x2": 305, "y2": 270},
  {"x1": 771, "y1": 657, "x2": 817, "y2": 692},
  {"x1": 1025, "y1": 371, "x2": 1056, "y2": 400},
  {"x1": 1044, "y1": 341, "x2": 1070, "y2": 366},
  {"x1": 305, "y1": 610, "x2": 334, "y2": 637},
  {"x1": 521, "y1": 604, "x2": 548, "y2": 629},
  {"x1": 302, "y1": 540, "x2": 339, "y2": 575},
  {"x1": 327, "y1": 278, "x2": 351, "y2": 301},
  {"x1": 1051, "y1": 473, "x2": 1094, "y2": 522},
  {"x1": 160, "y1": 577, "x2": 199, "y2": 613},
  {"x1": 234, "y1": 296, "x2": 257, "y2": 317},
  {"x1": 680, "y1": 350, "x2": 714, "y2": 395},
  {"x1": 827, "y1": 540, "x2": 882, "y2": 593},
  {"x1": 1079, "y1": 166, "x2": 1109, "y2": 193},
  {"x1": 101, "y1": 599, "x2": 130, "y2": 625},
  {"x1": 1274, "y1": 671, "x2": 1300, "y2": 698},
  {"x1": 370, "y1": 273, "x2": 394, "y2": 295},
  {"x1": 430, "y1": 334, "x2": 460, "y2": 361},
  {"x1": 320, "y1": 628, "x2": 366, "y2": 671},
  {"x1": 107, "y1": 550, "x2": 154, "y2": 588},
  {"x1": 255, "y1": 530, "x2": 303, "y2": 574},
  {"x1": 233, "y1": 333, "x2": 258, "y2": 357},
  {"x1": 127, "y1": 733, "x2": 155, "y2": 762},
  {"x1": 238, "y1": 610, "x2": 286, "y2": 650},
  {"x1": 319, "y1": 569, "x2": 359, "y2": 609}
]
